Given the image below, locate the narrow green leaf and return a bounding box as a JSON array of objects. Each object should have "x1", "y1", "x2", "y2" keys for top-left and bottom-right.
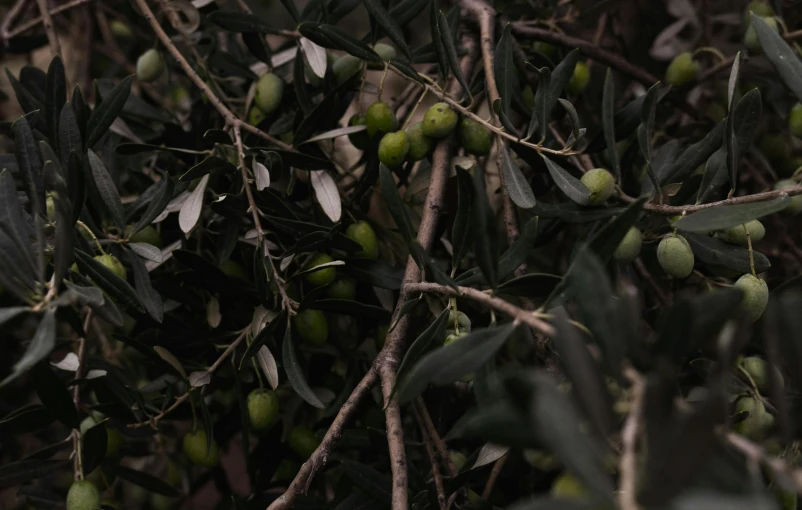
[
  {"x1": 104, "y1": 465, "x2": 180, "y2": 497},
  {"x1": 530, "y1": 66, "x2": 550, "y2": 141},
  {"x1": 0, "y1": 169, "x2": 36, "y2": 274},
  {"x1": 1, "y1": 310, "x2": 56, "y2": 388},
  {"x1": 725, "y1": 88, "x2": 761, "y2": 193},
  {"x1": 697, "y1": 148, "x2": 728, "y2": 204},
  {"x1": 0, "y1": 307, "x2": 29, "y2": 328},
  {"x1": 87, "y1": 150, "x2": 124, "y2": 231},
  {"x1": 438, "y1": 11, "x2": 471, "y2": 100},
  {"x1": 727, "y1": 52, "x2": 741, "y2": 111},
  {"x1": 548, "y1": 50, "x2": 580, "y2": 111},
  {"x1": 277, "y1": 0, "x2": 300, "y2": 22},
  {"x1": 752, "y1": 15, "x2": 802, "y2": 102},
  {"x1": 494, "y1": 24, "x2": 518, "y2": 119},
  {"x1": 501, "y1": 144, "x2": 536, "y2": 209},
  {"x1": 86, "y1": 75, "x2": 132, "y2": 148},
  {"x1": 131, "y1": 177, "x2": 174, "y2": 234},
  {"x1": 472, "y1": 165, "x2": 498, "y2": 288},
  {"x1": 12, "y1": 116, "x2": 44, "y2": 214},
  {"x1": 74, "y1": 250, "x2": 142, "y2": 311},
  {"x1": 128, "y1": 250, "x2": 163, "y2": 323},
  {"x1": 557, "y1": 98, "x2": 583, "y2": 146},
  {"x1": 452, "y1": 167, "x2": 474, "y2": 267},
  {"x1": 379, "y1": 164, "x2": 416, "y2": 245},
  {"x1": 674, "y1": 196, "x2": 790, "y2": 232},
  {"x1": 361, "y1": 0, "x2": 411, "y2": 60},
  {"x1": 388, "y1": 0, "x2": 429, "y2": 27},
  {"x1": 662, "y1": 122, "x2": 725, "y2": 187},
  {"x1": 58, "y1": 104, "x2": 82, "y2": 168},
  {"x1": 541, "y1": 154, "x2": 590, "y2": 206},
  {"x1": 685, "y1": 233, "x2": 770, "y2": 273},
  {"x1": 45, "y1": 56, "x2": 66, "y2": 140},
  {"x1": 282, "y1": 327, "x2": 325, "y2": 409},
  {"x1": 601, "y1": 68, "x2": 619, "y2": 178},
  {"x1": 429, "y1": 0, "x2": 449, "y2": 82},
  {"x1": 206, "y1": 10, "x2": 280, "y2": 33}
]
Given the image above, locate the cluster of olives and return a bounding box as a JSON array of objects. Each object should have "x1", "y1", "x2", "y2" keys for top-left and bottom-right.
[
  {"x1": 732, "y1": 355, "x2": 783, "y2": 440},
  {"x1": 350, "y1": 100, "x2": 492, "y2": 168},
  {"x1": 293, "y1": 221, "x2": 379, "y2": 346}
]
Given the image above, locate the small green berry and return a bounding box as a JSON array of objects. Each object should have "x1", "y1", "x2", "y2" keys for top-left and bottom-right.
[
  {"x1": 790, "y1": 103, "x2": 802, "y2": 138},
  {"x1": 614, "y1": 227, "x2": 643, "y2": 263},
  {"x1": 734, "y1": 396, "x2": 773, "y2": 439},
  {"x1": 326, "y1": 278, "x2": 356, "y2": 300},
  {"x1": 368, "y1": 42, "x2": 396, "y2": 69},
  {"x1": 664, "y1": 52, "x2": 699, "y2": 87},
  {"x1": 745, "y1": 16, "x2": 778, "y2": 53},
  {"x1": 182, "y1": 429, "x2": 219, "y2": 467},
  {"x1": 293, "y1": 309, "x2": 328, "y2": 346},
  {"x1": 744, "y1": 1, "x2": 774, "y2": 26},
  {"x1": 775, "y1": 180, "x2": 802, "y2": 214},
  {"x1": 718, "y1": 220, "x2": 765, "y2": 245},
  {"x1": 741, "y1": 356, "x2": 783, "y2": 393},
  {"x1": 332, "y1": 54, "x2": 363, "y2": 85},
  {"x1": 248, "y1": 106, "x2": 265, "y2": 126},
  {"x1": 109, "y1": 20, "x2": 133, "y2": 40},
  {"x1": 565, "y1": 61, "x2": 590, "y2": 95},
  {"x1": 136, "y1": 49, "x2": 164, "y2": 83},
  {"x1": 126, "y1": 225, "x2": 163, "y2": 248},
  {"x1": 532, "y1": 41, "x2": 556, "y2": 57},
  {"x1": 288, "y1": 427, "x2": 320, "y2": 458},
  {"x1": 734, "y1": 273, "x2": 769, "y2": 322},
  {"x1": 422, "y1": 103, "x2": 458, "y2": 139},
  {"x1": 66, "y1": 480, "x2": 101, "y2": 510},
  {"x1": 378, "y1": 131, "x2": 410, "y2": 168},
  {"x1": 305, "y1": 253, "x2": 336, "y2": 287},
  {"x1": 365, "y1": 101, "x2": 398, "y2": 137},
  {"x1": 459, "y1": 117, "x2": 492, "y2": 156},
  {"x1": 254, "y1": 73, "x2": 284, "y2": 115},
  {"x1": 550, "y1": 472, "x2": 588, "y2": 501},
  {"x1": 220, "y1": 259, "x2": 248, "y2": 279},
  {"x1": 95, "y1": 254, "x2": 126, "y2": 280},
  {"x1": 657, "y1": 235, "x2": 694, "y2": 278},
  {"x1": 346, "y1": 221, "x2": 379, "y2": 259},
  {"x1": 247, "y1": 389, "x2": 279, "y2": 430},
  {"x1": 579, "y1": 168, "x2": 615, "y2": 205},
  {"x1": 406, "y1": 122, "x2": 434, "y2": 161}
]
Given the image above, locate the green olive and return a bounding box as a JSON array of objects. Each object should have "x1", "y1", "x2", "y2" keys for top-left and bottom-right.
[
  {"x1": 449, "y1": 309, "x2": 472, "y2": 332},
  {"x1": 705, "y1": 102, "x2": 727, "y2": 123},
  {"x1": 305, "y1": 252, "x2": 336, "y2": 286},
  {"x1": 406, "y1": 122, "x2": 434, "y2": 161},
  {"x1": 744, "y1": 1, "x2": 774, "y2": 26},
  {"x1": 745, "y1": 16, "x2": 778, "y2": 53},
  {"x1": 182, "y1": 429, "x2": 219, "y2": 467},
  {"x1": 734, "y1": 273, "x2": 769, "y2": 322},
  {"x1": 66, "y1": 480, "x2": 101, "y2": 510},
  {"x1": 254, "y1": 73, "x2": 284, "y2": 115},
  {"x1": 664, "y1": 52, "x2": 699, "y2": 87},
  {"x1": 109, "y1": 19, "x2": 133, "y2": 40},
  {"x1": 550, "y1": 472, "x2": 588, "y2": 501},
  {"x1": 126, "y1": 225, "x2": 162, "y2": 248},
  {"x1": 368, "y1": 42, "x2": 397, "y2": 69},
  {"x1": 247, "y1": 388, "x2": 279, "y2": 430},
  {"x1": 565, "y1": 61, "x2": 590, "y2": 95},
  {"x1": 46, "y1": 194, "x2": 57, "y2": 223},
  {"x1": 459, "y1": 118, "x2": 491, "y2": 156},
  {"x1": 348, "y1": 114, "x2": 369, "y2": 150},
  {"x1": 734, "y1": 396, "x2": 773, "y2": 439},
  {"x1": 444, "y1": 331, "x2": 468, "y2": 345},
  {"x1": 136, "y1": 49, "x2": 164, "y2": 83},
  {"x1": 81, "y1": 417, "x2": 123, "y2": 457},
  {"x1": 365, "y1": 101, "x2": 398, "y2": 137},
  {"x1": 657, "y1": 234, "x2": 694, "y2": 278},
  {"x1": 741, "y1": 356, "x2": 783, "y2": 393},
  {"x1": 288, "y1": 427, "x2": 320, "y2": 458},
  {"x1": 346, "y1": 221, "x2": 379, "y2": 259},
  {"x1": 718, "y1": 219, "x2": 765, "y2": 245},
  {"x1": 613, "y1": 227, "x2": 643, "y2": 263},
  {"x1": 332, "y1": 54, "x2": 363, "y2": 85},
  {"x1": 579, "y1": 168, "x2": 615, "y2": 205},
  {"x1": 449, "y1": 451, "x2": 468, "y2": 472},
  {"x1": 166, "y1": 460, "x2": 182, "y2": 487},
  {"x1": 293, "y1": 309, "x2": 328, "y2": 346},
  {"x1": 775, "y1": 179, "x2": 802, "y2": 214},
  {"x1": 532, "y1": 41, "x2": 556, "y2": 57},
  {"x1": 422, "y1": 102, "x2": 458, "y2": 139},
  {"x1": 220, "y1": 259, "x2": 248, "y2": 279},
  {"x1": 248, "y1": 106, "x2": 265, "y2": 126},
  {"x1": 790, "y1": 103, "x2": 802, "y2": 138},
  {"x1": 326, "y1": 277, "x2": 357, "y2": 300},
  {"x1": 95, "y1": 254, "x2": 126, "y2": 280},
  {"x1": 150, "y1": 493, "x2": 176, "y2": 510},
  {"x1": 378, "y1": 131, "x2": 410, "y2": 168}
]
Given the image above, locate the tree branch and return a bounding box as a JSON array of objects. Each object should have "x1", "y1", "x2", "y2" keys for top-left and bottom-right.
[
  {"x1": 618, "y1": 185, "x2": 802, "y2": 215},
  {"x1": 413, "y1": 405, "x2": 448, "y2": 510},
  {"x1": 619, "y1": 367, "x2": 645, "y2": 510},
  {"x1": 35, "y1": 0, "x2": 61, "y2": 57}
]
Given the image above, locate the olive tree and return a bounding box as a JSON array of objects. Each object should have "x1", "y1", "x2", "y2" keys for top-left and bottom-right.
[{"x1": 1, "y1": 0, "x2": 802, "y2": 509}]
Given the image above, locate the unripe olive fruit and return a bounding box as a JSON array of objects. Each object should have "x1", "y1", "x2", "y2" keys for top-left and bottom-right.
[
  {"x1": 46, "y1": 194, "x2": 57, "y2": 222},
  {"x1": 613, "y1": 227, "x2": 643, "y2": 263},
  {"x1": 705, "y1": 102, "x2": 727, "y2": 123},
  {"x1": 734, "y1": 396, "x2": 773, "y2": 439},
  {"x1": 348, "y1": 114, "x2": 369, "y2": 150},
  {"x1": 790, "y1": 103, "x2": 802, "y2": 138},
  {"x1": 744, "y1": 1, "x2": 773, "y2": 26},
  {"x1": 126, "y1": 225, "x2": 162, "y2": 248},
  {"x1": 657, "y1": 235, "x2": 694, "y2": 278},
  {"x1": 449, "y1": 451, "x2": 467, "y2": 472},
  {"x1": 80, "y1": 416, "x2": 123, "y2": 457},
  {"x1": 550, "y1": 472, "x2": 588, "y2": 500},
  {"x1": 327, "y1": 278, "x2": 356, "y2": 300},
  {"x1": 247, "y1": 388, "x2": 279, "y2": 430},
  {"x1": 579, "y1": 168, "x2": 615, "y2": 205},
  {"x1": 406, "y1": 122, "x2": 434, "y2": 161},
  {"x1": 741, "y1": 356, "x2": 783, "y2": 393},
  {"x1": 182, "y1": 429, "x2": 219, "y2": 467},
  {"x1": 449, "y1": 309, "x2": 472, "y2": 332},
  {"x1": 459, "y1": 117, "x2": 492, "y2": 156},
  {"x1": 664, "y1": 52, "x2": 699, "y2": 87},
  {"x1": 365, "y1": 101, "x2": 398, "y2": 137},
  {"x1": 422, "y1": 102, "x2": 458, "y2": 139},
  {"x1": 305, "y1": 252, "x2": 336, "y2": 286},
  {"x1": 293, "y1": 309, "x2": 328, "y2": 346},
  {"x1": 532, "y1": 41, "x2": 556, "y2": 57},
  {"x1": 718, "y1": 219, "x2": 765, "y2": 245},
  {"x1": 444, "y1": 331, "x2": 467, "y2": 345},
  {"x1": 274, "y1": 458, "x2": 300, "y2": 481},
  {"x1": 288, "y1": 427, "x2": 320, "y2": 458},
  {"x1": 254, "y1": 73, "x2": 284, "y2": 115},
  {"x1": 775, "y1": 180, "x2": 802, "y2": 214},
  {"x1": 248, "y1": 106, "x2": 265, "y2": 126},
  {"x1": 745, "y1": 17, "x2": 778, "y2": 53},
  {"x1": 565, "y1": 61, "x2": 590, "y2": 95},
  {"x1": 368, "y1": 42, "x2": 397, "y2": 69},
  {"x1": 95, "y1": 254, "x2": 126, "y2": 280},
  {"x1": 66, "y1": 480, "x2": 101, "y2": 510},
  {"x1": 220, "y1": 259, "x2": 248, "y2": 279},
  {"x1": 109, "y1": 19, "x2": 133, "y2": 40},
  {"x1": 378, "y1": 131, "x2": 410, "y2": 168},
  {"x1": 734, "y1": 273, "x2": 769, "y2": 322},
  {"x1": 165, "y1": 460, "x2": 182, "y2": 487},
  {"x1": 136, "y1": 49, "x2": 164, "y2": 83},
  {"x1": 346, "y1": 221, "x2": 379, "y2": 259},
  {"x1": 332, "y1": 54, "x2": 362, "y2": 85}
]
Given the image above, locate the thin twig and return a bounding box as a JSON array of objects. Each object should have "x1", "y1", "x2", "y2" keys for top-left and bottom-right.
[
  {"x1": 6, "y1": 0, "x2": 92, "y2": 39},
  {"x1": 71, "y1": 309, "x2": 93, "y2": 480},
  {"x1": 35, "y1": 0, "x2": 62, "y2": 56},
  {"x1": 724, "y1": 431, "x2": 802, "y2": 492},
  {"x1": 619, "y1": 186, "x2": 802, "y2": 215},
  {"x1": 633, "y1": 258, "x2": 669, "y2": 306},
  {"x1": 405, "y1": 282, "x2": 556, "y2": 337},
  {"x1": 0, "y1": 0, "x2": 28, "y2": 41},
  {"x1": 413, "y1": 405, "x2": 448, "y2": 510},
  {"x1": 481, "y1": 453, "x2": 508, "y2": 500},
  {"x1": 416, "y1": 398, "x2": 458, "y2": 477},
  {"x1": 619, "y1": 367, "x2": 645, "y2": 510}
]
